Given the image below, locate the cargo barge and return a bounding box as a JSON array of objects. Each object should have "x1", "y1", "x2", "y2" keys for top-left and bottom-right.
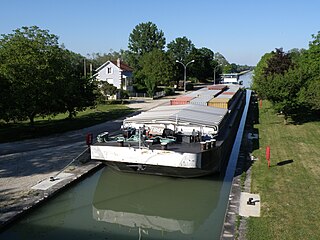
[{"x1": 90, "y1": 85, "x2": 246, "y2": 178}]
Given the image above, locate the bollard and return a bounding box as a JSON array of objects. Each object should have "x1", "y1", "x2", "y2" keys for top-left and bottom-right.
[
  {"x1": 211, "y1": 139, "x2": 216, "y2": 147},
  {"x1": 86, "y1": 133, "x2": 93, "y2": 146},
  {"x1": 266, "y1": 146, "x2": 271, "y2": 168},
  {"x1": 200, "y1": 142, "x2": 207, "y2": 151},
  {"x1": 206, "y1": 140, "x2": 211, "y2": 149}
]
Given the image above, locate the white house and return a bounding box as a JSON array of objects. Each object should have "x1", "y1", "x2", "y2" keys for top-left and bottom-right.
[{"x1": 94, "y1": 58, "x2": 133, "y2": 92}]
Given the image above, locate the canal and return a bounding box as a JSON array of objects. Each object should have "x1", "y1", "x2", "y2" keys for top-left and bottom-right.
[{"x1": 1, "y1": 74, "x2": 252, "y2": 240}]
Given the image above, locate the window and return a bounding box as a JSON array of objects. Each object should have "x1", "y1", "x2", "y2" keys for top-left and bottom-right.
[{"x1": 107, "y1": 67, "x2": 112, "y2": 74}]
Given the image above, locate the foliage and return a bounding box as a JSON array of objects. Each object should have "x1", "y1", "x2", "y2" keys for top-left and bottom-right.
[
  {"x1": 264, "y1": 48, "x2": 293, "y2": 76},
  {"x1": 223, "y1": 63, "x2": 238, "y2": 73},
  {"x1": 128, "y1": 22, "x2": 166, "y2": 56},
  {"x1": 100, "y1": 81, "x2": 117, "y2": 97},
  {"x1": 127, "y1": 22, "x2": 166, "y2": 91},
  {"x1": 167, "y1": 36, "x2": 195, "y2": 62},
  {"x1": 298, "y1": 31, "x2": 320, "y2": 111},
  {"x1": 252, "y1": 52, "x2": 273, "y2": 99},
  {"x1": 163, "y1": 87, "x2": 175, "y2": 96},
  {"x1": 252, "y1": 32, "x2": 320, "y2": 120},
  {"x1": 214, "y1": 52, "x2": 229, "y2": 66},
  {"x1": 0, "y1": 26, "x2": 96, "y2": 123},
  {"x1": 189, "y1": 47, "x2": 214, "y2": 81},
  {"x1": 167, "y1": 36, "x2": 196, "y2": 82},
  {"x1": 55, "y1": 49, "x2": 97, "y2": 118},
  {"x1": 0, "y1": 26, "x2": 61, "y2": 123},
  {"x1": 139, "y1": 49, "x2": 174, "y2": 97}
]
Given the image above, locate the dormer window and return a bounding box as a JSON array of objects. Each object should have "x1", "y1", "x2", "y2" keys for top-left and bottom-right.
[{"x1": 107, "y1": 67, "x2": 112, "y2": 74}]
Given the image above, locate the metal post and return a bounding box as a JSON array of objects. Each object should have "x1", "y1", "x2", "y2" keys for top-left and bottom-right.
[
  {"x1": 176, "y1": 60, "x2": 195, "y2": 92},
  {"x1": 184, "y1": 66, "x2": 187, "y2": 92}
]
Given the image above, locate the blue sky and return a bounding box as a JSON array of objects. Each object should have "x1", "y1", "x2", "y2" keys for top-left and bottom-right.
[{"x1": 1, "y1": 0, "x2": 319, "y2": 65}]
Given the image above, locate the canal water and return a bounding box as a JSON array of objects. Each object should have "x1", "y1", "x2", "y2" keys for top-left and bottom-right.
[
  {"x1": 1, "y1": 77, "x2": 252, "y2": 240},
  {"x1": 240, "y1": 71, "x2": 253, "y2": 89}
]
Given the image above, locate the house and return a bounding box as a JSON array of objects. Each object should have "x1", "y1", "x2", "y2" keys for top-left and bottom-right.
[{"x1": 94, "y1": 58, "x2": 133, "y2": 92}]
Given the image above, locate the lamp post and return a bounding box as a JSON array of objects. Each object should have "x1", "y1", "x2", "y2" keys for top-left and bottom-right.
[
  {"x1": 176, "y1": 59, "x2": 195, "y2": 92},
  {"x1": 213, "y1": 64, "x2": 220, "y2": 85}
]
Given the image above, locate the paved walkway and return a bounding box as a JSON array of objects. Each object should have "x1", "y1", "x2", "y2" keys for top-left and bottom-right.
[{"x1": 0, "y1": 97, "x2": 170, "y2": 228}]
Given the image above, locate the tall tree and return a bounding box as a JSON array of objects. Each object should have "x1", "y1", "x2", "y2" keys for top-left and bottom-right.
[
  {"x1": 139, "y1": 49, "x2": 174, "y2": 97},
  {"x1": 298, "y1": 32, "x2": 320, "y2": 111},
  {"x1": 54, "y1": 49, "x2": 97, "y2": 118},
  {"x1": 264, "y1": 48, "x2": 293, "y2": 77},
  {"x1": 189, "y1": 47, "x2": 214, "y2": 81},
  {"x1": 128, "y1": 22, "x2": 166, "y2": 56},
  {"x1": 167, "y1": 36, "x2": 195, "y2": 61},
  {"x1": 0, "y1": 26, "x2": 61, "y2": 124},
  {"x1": 127, "y1": 22, "x2": 166, "y2": 91},
  {"x1": 167, "y1": 37, "x2": 196, "y2": 82}
]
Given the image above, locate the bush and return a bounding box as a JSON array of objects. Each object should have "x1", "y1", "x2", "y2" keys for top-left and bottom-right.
[{"x1": 164, "y1": 87, "x2": 175, "y2": 96}]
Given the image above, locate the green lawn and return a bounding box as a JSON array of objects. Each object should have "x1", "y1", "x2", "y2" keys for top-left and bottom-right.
[
  {"x1": 247, "y1": 101, "x2": 320, "y2": 240},
  {"x1": 0, "y1": 104, "x2": 135, "y2": 143}
]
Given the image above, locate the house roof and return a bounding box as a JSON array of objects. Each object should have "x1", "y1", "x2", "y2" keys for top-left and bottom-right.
[
  {"x1": 95, "y1": 60, "x2": 133, "y2": 72},
  {"x1": 110, "y1": 61, "x2": 133, "y2": 72}
]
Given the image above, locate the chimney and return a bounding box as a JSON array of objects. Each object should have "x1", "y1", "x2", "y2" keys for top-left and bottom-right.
[{"x1": 117, "y1": 58, "x2": 121, "y2": 68}]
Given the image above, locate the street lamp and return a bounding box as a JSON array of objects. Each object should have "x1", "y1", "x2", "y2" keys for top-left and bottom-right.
[
  {"x1": 176, "y1": 59, "x2": 195, "y2": 92},
  {"x1": 213, "y1": 64, "x2": 220, "y2": 85}
]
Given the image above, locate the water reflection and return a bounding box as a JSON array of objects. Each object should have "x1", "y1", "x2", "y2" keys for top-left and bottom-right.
[{"x1": 92, "y1": 168, "x2": 221, "y2": 238}]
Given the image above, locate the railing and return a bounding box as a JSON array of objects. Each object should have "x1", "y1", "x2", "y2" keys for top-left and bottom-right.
[{"x1": 129, "y1": 91, "x2": 165, "y2": 99}]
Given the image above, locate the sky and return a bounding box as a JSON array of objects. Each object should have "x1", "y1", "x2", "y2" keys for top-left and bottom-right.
[{"x1": 0, "y1": 0, "x2": 319, "y2": 66}]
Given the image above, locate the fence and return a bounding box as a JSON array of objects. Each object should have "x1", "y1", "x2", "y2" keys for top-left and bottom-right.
[{"x1": 129, "y1": 91, "x2": 165, "y2": 99}]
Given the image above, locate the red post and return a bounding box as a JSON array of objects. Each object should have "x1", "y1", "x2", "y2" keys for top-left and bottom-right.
[
  {"x1": 86, "y1": 133, "x2": 93, "y2": 146},
  {"x1": 259, "y1": 99, "x2": 263, "y2": 108},
  {"x1": 266, "y1": 146, "x2": 271, "y2": 168}
]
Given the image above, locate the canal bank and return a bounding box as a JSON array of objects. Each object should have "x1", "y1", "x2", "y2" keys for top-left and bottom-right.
[
  {"x1": 221, "y1": 90, "x2": 257, "y2": 240},
  {"x1": 0, "y1": 151, "x2": 103, "y2": 230}
]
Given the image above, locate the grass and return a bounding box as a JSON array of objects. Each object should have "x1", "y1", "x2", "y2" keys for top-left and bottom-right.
[
  {"x1": 247, "y1": 101, "x2": 320, "y2": 240},
  {"x1": 0, "y1": 104, "x2": 135, "y2": 143}
]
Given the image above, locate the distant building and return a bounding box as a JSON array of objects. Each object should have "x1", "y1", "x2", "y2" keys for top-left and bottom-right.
[{"x1": 94, "y1": 58, "x2": 133, "y2": 92}]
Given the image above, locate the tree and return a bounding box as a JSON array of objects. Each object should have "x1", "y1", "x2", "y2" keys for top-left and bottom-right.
[
  {"x1": 189, "y1": 47, "x2": 214, "y2": 81},
  {"x1": 264, "y1": 48, "x2": 293, "y2": 77},
  {"x1": 54, "y1": 49, "x2": 97, "y2": 118},
  {"x1": 167, "y1": 36, "x2": 195, "y2": 61},
  {"x1": 128, "y1": 22, "x2": 166, "y2": 56},
  {"x1": 252, "y1": 52, "x2": 275, "y2": 99},
  {"x1": 0, "y1": 26, "x2": 61, "y2": 124},
  {"x1": 298, "y1": 32, "x2": 320, "y2": 111},
  {"x1": 223, "y1": 63, "x2": 238, "y2": 74},
  {"x1": 213, "y1": 52, "x2": 229, "y2": 66},
  {"x1": 167, "y1": 37, "x2": 196, "y2": 82},
  {"x1": 127, "y1": 22, "x2": 166, "y2": 91},
  {"x1": 139, "y1": 49, "x2": 174, "y2": 97},
  {"x1": 100, "y1": 82, "x2": 117, "y2": 99}
]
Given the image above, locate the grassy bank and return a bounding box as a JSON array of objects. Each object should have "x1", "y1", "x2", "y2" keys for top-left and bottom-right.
[
  {"x1": 0, "y1": 104, "x2": 134, "y2": 143},
  {"x1": 247, "y1": 101, "x2": 320, "y2": 239}
]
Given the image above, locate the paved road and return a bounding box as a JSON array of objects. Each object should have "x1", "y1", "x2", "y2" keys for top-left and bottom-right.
[{"x1": 0, "y1": 98, "x2": 170, "y2": 211}]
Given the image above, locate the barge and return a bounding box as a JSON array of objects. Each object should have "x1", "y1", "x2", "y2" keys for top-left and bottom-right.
[{"x1": 90, "y1": 85, "x2": 246, "y2": 178}]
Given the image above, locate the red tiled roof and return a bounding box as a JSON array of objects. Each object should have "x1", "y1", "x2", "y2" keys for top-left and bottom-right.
[{"x1": 111, "y1": 61, "x2": 133, "y2": 72}]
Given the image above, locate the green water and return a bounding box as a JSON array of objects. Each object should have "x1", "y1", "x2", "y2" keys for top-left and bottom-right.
[{"x1": 1, "y1": 168, "x2": 229, "y2": 240}]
